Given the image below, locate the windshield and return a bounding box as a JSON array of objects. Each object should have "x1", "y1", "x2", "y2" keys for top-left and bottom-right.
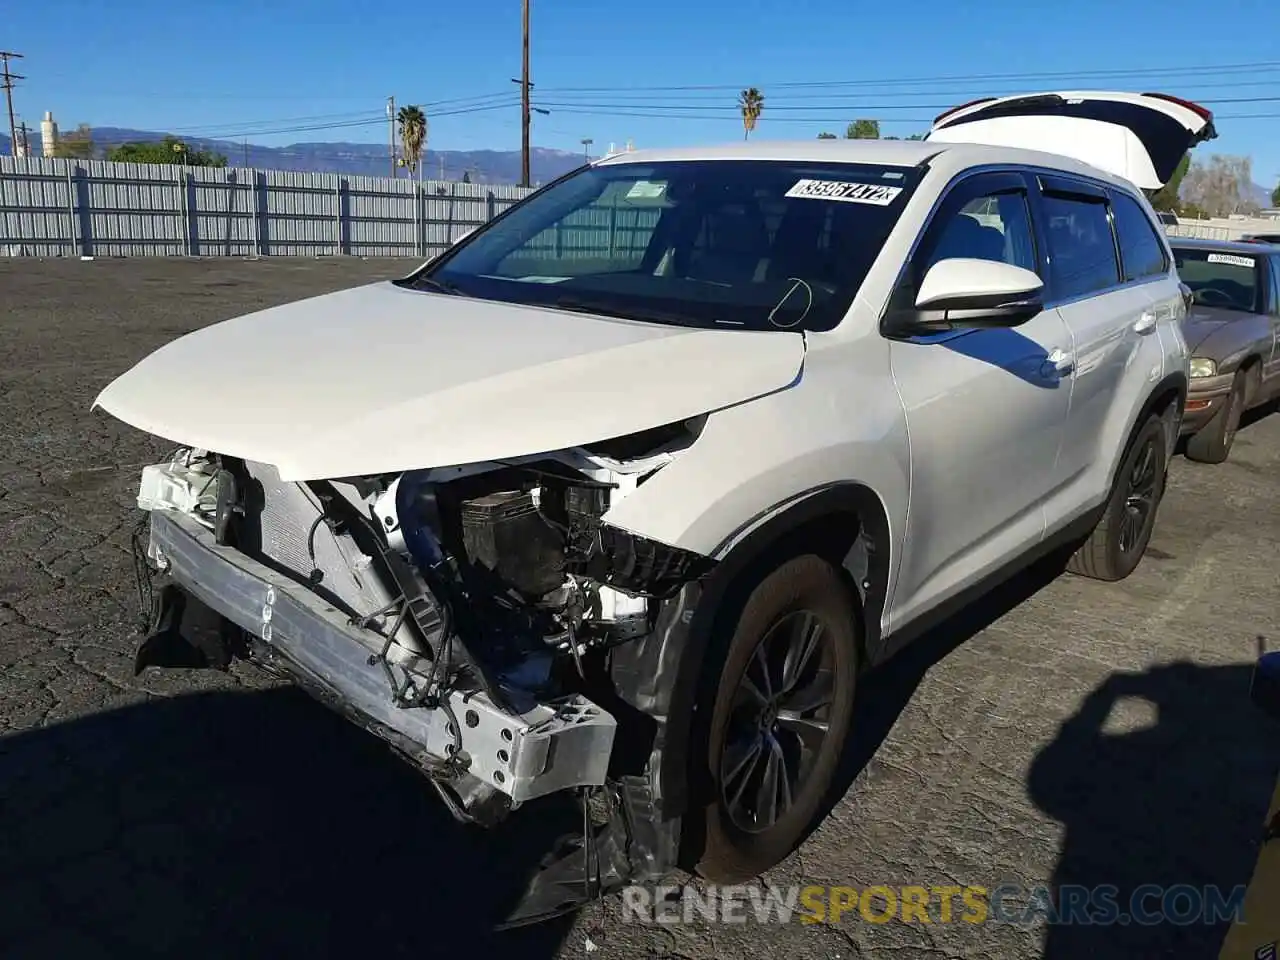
[
  {"x1": 1173, "y1": 248, "x2": 1262, "y2": 313},
  {"x1": 398, "y1": 159, "x2": 924, "y2": 332}
]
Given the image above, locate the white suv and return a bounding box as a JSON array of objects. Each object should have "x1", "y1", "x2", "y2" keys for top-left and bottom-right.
[{"x1": 96, "y1": 91, "x2": 1210, "y2": 923}]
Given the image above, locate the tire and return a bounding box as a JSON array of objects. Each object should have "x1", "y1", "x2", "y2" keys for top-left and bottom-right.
[
  {"x1": 689, "y1": 554, "x2": 859, "y2": 883},
  {"x1": 1066, "y1": 415, "x2": 1168, "y2": 582},
  {"x1": 1185, "y1": 371, "x2": 1246, "y2": 464}
]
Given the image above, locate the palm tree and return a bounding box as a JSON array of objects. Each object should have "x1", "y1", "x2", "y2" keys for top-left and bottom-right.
[
  {"x1": 397, "y1": 105, "x2": 428, "y2": 177},
  {"x1": 738, "y1": 88, "x2": 764, "y2": 140}
]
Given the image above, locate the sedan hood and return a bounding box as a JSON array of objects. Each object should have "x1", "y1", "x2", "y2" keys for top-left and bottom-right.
[
  {"x1": 1180, "y1": 306, "x2": 1251, "y2": 353},
  {"x1": 94, "y1": 281, "x2": 805, "y2": 480}
]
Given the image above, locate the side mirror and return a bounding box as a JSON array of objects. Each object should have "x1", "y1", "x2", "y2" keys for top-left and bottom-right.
[
  {"x1": 1251, "y1": 651, "x2": 1280, "y2": 721},
  {"x1": 886, "y1": 258, "x2": 1045, "y2": 337},
  {"x1": 1178, "y1": 281, "x2": 1194, "y2": 312}
]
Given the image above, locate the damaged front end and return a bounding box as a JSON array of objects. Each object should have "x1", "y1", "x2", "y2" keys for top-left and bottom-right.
[{"x1": 129, "y1": 420, "x2": 715, "y2": 924}]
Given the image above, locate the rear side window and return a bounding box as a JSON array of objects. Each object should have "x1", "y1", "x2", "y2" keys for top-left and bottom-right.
[
  {"x1": 1042, "y1": 195, "x2": 1121, "y2": 299},
  {"x1": 1110, "y1": 192, "x2": 1169, "y2": 281}
]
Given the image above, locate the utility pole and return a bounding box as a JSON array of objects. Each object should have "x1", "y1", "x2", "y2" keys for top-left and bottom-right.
[
  {"x1": 17, "y1": 120, "x2": 30, "y2": 157},
  {"x1": 387, "y1": 95, "x2": 396, "y2": 178},
  {"x1": 1, "y1": 51, "x2": 25, "y2": 156},
  {"x1": 520, "y1": 0, "x2": 530, "y2": 187}
]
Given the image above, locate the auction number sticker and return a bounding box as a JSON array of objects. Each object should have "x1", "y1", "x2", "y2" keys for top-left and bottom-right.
[
  {"x1": 1206, "y1": 253, "x2": 1255, "y2": 268},
  {"x1": 626, "y1": 180, "x2": 667, "y2": 200},
  {"x1": 785, "y1": 179, "x2": 903, "y2": 205}
]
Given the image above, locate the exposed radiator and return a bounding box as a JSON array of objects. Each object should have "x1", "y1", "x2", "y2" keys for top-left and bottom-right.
[{"x1": 245, "y1": 460, "x2": 388, "y2": 620}]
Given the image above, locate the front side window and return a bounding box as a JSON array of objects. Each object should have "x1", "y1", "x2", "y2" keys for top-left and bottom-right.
[
  {"x1": 1042, "y1": 194, "x2": 1121, "y2": 299},
  {"x1": 923, "y1": 191, "x2": 1038, "y2": 273},
  {"x1": 1172, "y1": 247, "x2": 1263, "y2": 314},
  {"x1": 1111, "y1": 191, "x2": 1169, "y2": 281},
  {"x1": 399, "y1": 160, "x2": 924, "y2": 332}
]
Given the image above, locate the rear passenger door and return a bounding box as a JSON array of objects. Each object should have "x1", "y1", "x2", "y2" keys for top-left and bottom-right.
[{"x1": 1037, "y1": 176, "x2": 1175, "y2": 523}]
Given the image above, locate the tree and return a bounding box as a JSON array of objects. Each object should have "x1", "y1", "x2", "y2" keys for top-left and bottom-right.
[
  {"x1": 846, "y1": 119, "x2": 880, "y2": 139},
  {"x1": 817, "y1": 131, "x2": 838, "y2": 139},
  {"x1": 1148, "y1": 152, "x2": 1190, "y2": 214},
  {"x1": 52, "y1": 123, "x2": 94, "y2": 160},
  {"x1": 1182, "y1": 154, "x2": 1260, "y2": 218},
  {"x1": 107, "y1": 136, "x2": 226, "y2": 167},
  {"x1": 738, "y1": 88, "x2": 764, "y2": 140},
  {"x1": 1272, "y1": 181, "x2": 1280, "y2": 208},
  {"x1": 396, "y1": 105, "x2": 427, "y2": 176},
  {"x1": 461, "y1": 170, "x2": 472, "y2": 183}
]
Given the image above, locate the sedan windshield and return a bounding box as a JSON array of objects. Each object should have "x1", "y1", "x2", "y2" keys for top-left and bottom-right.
[
  {"x1": 1173, "y1": 247, "x2": 1262, "y2": 313},
  {"x1": 398, "y1": 159, "x2": 924, "y2": 332}
]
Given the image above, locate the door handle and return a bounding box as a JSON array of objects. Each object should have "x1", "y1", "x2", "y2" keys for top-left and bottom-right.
[
  {"x1": 1044, "y1": 347, "x2": 1075, "y2": 377},
  {"x1": 1134, "y1": 312, "x2": 1157, "y2": 335}
]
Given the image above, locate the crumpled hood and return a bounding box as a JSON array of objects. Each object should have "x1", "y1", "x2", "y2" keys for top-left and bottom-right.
[
  {"x1": 1180, "y1": 306, "x2": 1254, "y2": 354},
  {"x1": 94, "y1": 281, "x2": 805, "y2": 480}
]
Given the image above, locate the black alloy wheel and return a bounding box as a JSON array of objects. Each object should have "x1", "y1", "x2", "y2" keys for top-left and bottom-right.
[{"x1": 719, "y1": 609, "x2": 835, "y2": 833}]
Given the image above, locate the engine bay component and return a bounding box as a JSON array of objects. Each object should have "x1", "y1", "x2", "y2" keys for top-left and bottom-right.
[
  {"x1": 136, "y1": 456, "x2": 221, "y2": 521},
  {"x1": 460, "y1": 490, "x2": 566, "y2": 600},
  {"x1": 143, "y1": 507, "x2": 619, "y2": 804}
]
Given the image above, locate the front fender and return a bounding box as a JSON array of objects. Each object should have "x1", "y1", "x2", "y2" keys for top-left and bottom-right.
[{"x1": 601, "y1": 379, "x2": 911, "y2": 564}]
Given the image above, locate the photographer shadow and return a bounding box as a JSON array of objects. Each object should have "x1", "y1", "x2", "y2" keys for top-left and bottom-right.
[
  {"x1": 0, "y1": 686, "x2": 579, "y2": 959},
  {"x1": 1027, "y1": 661, "x2": 1280, "y2": 958}
]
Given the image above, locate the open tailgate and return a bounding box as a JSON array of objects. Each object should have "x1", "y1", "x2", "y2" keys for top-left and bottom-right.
[{"x1": 924, "y1": 92, "x2": 1217, "y2": 190}]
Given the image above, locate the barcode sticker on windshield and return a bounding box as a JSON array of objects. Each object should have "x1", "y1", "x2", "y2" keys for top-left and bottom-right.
[
  {"x1": 785, "y1": 179, "x2": 903, "y2": 205},
  {"x1": 1206, "y1": 253, "x2": 1255, "y2": 268},
  {"x1": 626, "y1": 181, "x2": 667, "y2": 199}
]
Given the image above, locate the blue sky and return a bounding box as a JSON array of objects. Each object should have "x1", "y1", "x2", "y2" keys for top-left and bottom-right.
[{"x1": 7, "y1": 0, "x2": 1279, "y2": 186}]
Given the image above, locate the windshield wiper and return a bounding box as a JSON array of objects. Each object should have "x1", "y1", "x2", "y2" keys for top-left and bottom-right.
[
  {"x1": 408, "y1": 275, "x2": 470, "y2": 297},
  {"x1": 550, "y1": 296, "x2": 692, "y2": 327}
]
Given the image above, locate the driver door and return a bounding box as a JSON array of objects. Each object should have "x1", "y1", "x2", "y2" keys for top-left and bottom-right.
[{"x1": 887, "y1": 170, "x2": 1073, "y2": 630}]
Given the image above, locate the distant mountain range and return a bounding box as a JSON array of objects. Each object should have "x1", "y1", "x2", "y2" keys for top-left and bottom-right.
[{"x1": 0, "y1": 127, "x2": 587, "y2": 185}]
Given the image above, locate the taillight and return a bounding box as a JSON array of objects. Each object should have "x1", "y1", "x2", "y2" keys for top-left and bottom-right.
[
  {"x1": 1141, "y1": 92, "x2": 1214, "y2": 123},
  {"x1": 932, "y1": 97, "x2": 998, "y2": 127}
]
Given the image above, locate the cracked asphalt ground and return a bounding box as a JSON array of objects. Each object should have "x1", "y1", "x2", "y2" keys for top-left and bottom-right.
[{"x1": 2, "y1": 258, "x2": 1278, "y2": 960}]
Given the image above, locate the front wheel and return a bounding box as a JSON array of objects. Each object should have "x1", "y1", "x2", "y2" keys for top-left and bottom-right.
[
  {"x1": 1066, "y1": 414, "x2": 1168, "y2": 582},
  {"x1": 1185, "y1": 371, "x2": 1246, "y2": 464},
  {"x1": 689, "y1": 554, "x2": 859, "y2": 883}
]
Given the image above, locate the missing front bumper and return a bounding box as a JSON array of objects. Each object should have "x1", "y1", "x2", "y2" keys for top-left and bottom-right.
[{"x1": 142, "y1": 509, "x2": 617, "y2": 806}]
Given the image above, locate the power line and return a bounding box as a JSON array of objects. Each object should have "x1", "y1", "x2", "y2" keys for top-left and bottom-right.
[
  {"x1": 530, "y1": 59, "x2": 1280, "y2": 94},
  {"x1": 161, "y1": 109, "x2": 386, "y2": 133},
  {"x1": 115, "y1": 82, "x2": 1276, "y2": 149},
  {"x1": 67, "y1": 100, "x2": 522, "y2": 152},
  {"x1": 533, "y1": 80, "x2": 1280, "y2": 108},
  {"x1": 537, "y1": 95, "x2": 1280, "y2": 116}
]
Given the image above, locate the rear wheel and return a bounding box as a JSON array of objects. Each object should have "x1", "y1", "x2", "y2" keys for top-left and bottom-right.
[
  {"x1": 690, "y1": 554, "x2": 858, "y2": 883},
  {"x1": 1185, "y1": 371, "x2": 1246, "y2": 464},
  {"x1": 1066, "y1": 414, "x2": 1167, "y2": 582}
]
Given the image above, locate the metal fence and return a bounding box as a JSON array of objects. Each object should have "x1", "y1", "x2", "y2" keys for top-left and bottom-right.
[
  {"x1": 1165, "y1": 215, "x2": 1280, "y2": 242},
  {"x1": 1166, "y1": 222, "x2": 1238, "y2": 242},
  {"x1": 0, "y1": 156, "x2": 537, "y2": 258}
]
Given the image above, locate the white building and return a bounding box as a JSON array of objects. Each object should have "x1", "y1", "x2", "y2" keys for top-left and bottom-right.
[{"x1": 40, "y1": 111, "x2": 58, "y2": 158}]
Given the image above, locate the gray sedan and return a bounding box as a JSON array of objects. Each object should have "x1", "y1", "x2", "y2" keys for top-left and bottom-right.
[{"x1": 1171, "y1": 238, "x2": 1280, "y2": 462}]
